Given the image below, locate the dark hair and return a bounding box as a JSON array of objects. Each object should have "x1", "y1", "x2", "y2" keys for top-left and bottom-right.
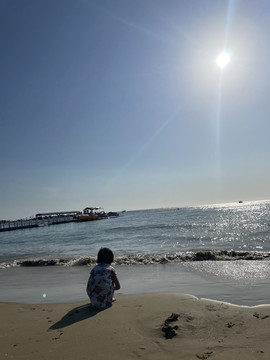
[{"x1": 97, "y1": 247, "x2": 114, "y2": 264}]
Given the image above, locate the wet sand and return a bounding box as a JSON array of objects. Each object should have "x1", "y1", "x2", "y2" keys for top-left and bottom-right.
[{"x1": 1, "y1": 293, "x2": 270, "y2": 360}]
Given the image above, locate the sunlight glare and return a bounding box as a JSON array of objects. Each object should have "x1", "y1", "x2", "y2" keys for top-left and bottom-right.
[{"x1": 216, "y1": 51, "x2": 231, "y2": 68}]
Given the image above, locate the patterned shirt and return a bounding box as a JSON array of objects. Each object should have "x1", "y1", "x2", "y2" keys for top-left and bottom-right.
[{"x1": 87, "y1": 263, "x2": 116, "y2": 308}]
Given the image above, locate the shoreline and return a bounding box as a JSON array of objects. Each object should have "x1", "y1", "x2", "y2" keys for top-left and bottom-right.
[
  {"x1": 1, "y1": 262, "x2": 270, "y2": 306},
  {"x1": 1, "y1": 293, "x2": 270, "y2": 360}
]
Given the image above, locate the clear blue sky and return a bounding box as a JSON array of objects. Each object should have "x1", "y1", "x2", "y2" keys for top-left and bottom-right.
[{"x1": 1, "y1": 0, "x2": 270, "y2": 219}]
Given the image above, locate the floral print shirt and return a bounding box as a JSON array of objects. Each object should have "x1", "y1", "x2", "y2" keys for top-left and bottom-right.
[{"x1": 87, "y1": 263, "x2": 116, "y2": 308}]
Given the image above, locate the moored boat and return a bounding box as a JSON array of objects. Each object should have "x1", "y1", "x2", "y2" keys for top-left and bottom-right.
[
  {"x1": 107, "y1": 211, "x2": 119, "y2": 218},
  {"x1": 74, "y1": 207, "x2": 120, "y2": 221},
  {"x1": 75, "y1": 213, "x2": 99, "y2": 221},
  {"x1": 74, "y1": 207, "x2": 109, "y2": 221},
  {"x1": 75, "y1": 207, "x2": 100, "y2": 221}
]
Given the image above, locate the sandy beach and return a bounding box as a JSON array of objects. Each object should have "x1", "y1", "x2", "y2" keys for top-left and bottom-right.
[{"x1": 1, "y1": 293, "x2": 270, "y2": 360}]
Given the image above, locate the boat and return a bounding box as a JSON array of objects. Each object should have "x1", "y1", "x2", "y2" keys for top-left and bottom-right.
[
  {"x1": 74, "y1": 207, "x2": 120, "y2": 221},
  {"x1": 74, "y1": 207, "x2": 101, "y2": 221},
  {"x1": 107, "y1": 211, "x2": 119, "y2": 218}
]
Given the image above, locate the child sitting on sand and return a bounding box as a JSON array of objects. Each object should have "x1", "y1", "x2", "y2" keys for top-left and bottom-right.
[{"x1": 86, "y1": 247, "x2": 120, "y2": 309}]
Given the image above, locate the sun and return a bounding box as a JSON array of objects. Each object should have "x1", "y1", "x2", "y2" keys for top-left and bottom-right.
[{"x1": 216, "y1": 51, "x2": 231, "y2": 68}]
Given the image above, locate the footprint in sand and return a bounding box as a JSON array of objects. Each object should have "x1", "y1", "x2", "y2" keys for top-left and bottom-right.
[
  {"x1": 253, "y1": 312, "x2": 270, "y2": 320},
  {"x1": 196, "y1": 351, "x2": 213, "y2": 359},
  {"x1": 52, "y1": 330, "x2": 64, "y2": 340}
]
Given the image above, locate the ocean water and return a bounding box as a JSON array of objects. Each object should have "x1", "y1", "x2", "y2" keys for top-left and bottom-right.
[{"x1": 1, "y1": 200, "x2": 270, "y2": 305}]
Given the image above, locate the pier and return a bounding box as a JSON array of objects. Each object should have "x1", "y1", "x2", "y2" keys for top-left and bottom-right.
[
  {"x1": 0, "y1": 211, "x2": 81, "y2": 232},
  {"x1": 0, "y1": 208, "x2": 120, "y2": 232}
]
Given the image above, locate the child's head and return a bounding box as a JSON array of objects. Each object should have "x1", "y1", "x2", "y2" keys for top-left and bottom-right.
[{"x1": 97, "y1": 247, "x2": 114, "y2": 264}]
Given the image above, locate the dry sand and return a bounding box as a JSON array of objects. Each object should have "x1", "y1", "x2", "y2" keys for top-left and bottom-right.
[{"x1": 1, "y1": 293, "x2": 270, "y2": 360}]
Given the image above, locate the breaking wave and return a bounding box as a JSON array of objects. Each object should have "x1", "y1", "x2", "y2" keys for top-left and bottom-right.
[{"x1": 1, "y1": 250, "x2": 270, "y2": 269}]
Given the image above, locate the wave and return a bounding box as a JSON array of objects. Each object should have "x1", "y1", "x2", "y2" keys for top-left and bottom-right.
[{"x1": 1, "y1": 250, "x2": 270, "y2": 269}]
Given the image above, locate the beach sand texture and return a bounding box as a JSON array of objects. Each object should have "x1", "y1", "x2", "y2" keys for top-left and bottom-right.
[{"x1": 1, "y1": 293, "x2": 270, "y2": 360}]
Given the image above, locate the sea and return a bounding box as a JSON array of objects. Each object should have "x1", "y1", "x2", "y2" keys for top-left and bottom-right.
[{"x1": 1, "y1": 200, "x2": 270, "y2": 306}]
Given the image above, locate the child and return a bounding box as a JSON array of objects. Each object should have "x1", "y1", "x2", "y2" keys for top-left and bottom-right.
[{"x1": 86, "y1": 247, "x2": 120, "y2": 309}]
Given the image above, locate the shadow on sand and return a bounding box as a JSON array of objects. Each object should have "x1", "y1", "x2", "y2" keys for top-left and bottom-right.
[{"x1": 49, "y1": 303, "x2": 109, "y2": 330}]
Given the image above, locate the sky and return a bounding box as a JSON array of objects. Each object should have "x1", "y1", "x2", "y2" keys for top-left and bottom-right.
[{"x1": 1, "y1": 0, "x2": 270, "y2": 220}]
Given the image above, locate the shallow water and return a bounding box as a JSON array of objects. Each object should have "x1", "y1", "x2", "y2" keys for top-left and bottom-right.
[{"x1": 1, "y1": 261, "x2": 270, "y2": 306}]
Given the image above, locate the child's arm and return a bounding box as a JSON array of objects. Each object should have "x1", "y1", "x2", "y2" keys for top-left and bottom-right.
[{"x1": 111, "y1": 272, "x2": 121, "y2": 290}]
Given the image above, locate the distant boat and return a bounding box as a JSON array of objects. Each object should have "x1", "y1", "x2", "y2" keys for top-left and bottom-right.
[
  {"x1": 74, "y1": 207, "x2": 119, "y2": 221},
  {"x1": 238, "y1": 200, "x2": 243, "y2": 203},
  {"x1": 107, "y1": 211, "x2": 119, "y2": 218},
  {"x1": 74, "y1": 207, "x2": 101, "y2": 221}
]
